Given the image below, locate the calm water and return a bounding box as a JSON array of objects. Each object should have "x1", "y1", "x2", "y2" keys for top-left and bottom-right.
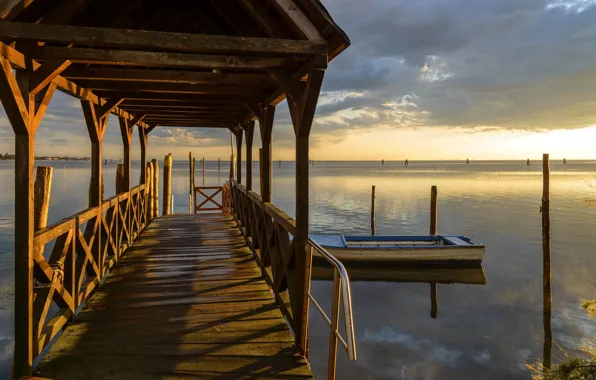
[{"x1": 0, "y1": 159, "x2": 595, "y2": 379}]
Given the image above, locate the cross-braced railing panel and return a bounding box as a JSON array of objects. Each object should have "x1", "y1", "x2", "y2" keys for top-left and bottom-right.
[
  {"x1": 194, "y1": 186, "x2": 224, "y2": 213},
  {"x1": 30, "y1": 184, "x2": 148, "y2": 359}
]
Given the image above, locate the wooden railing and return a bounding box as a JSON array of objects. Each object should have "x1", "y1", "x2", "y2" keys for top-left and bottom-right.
[
  {"x1": 30, "y1": 184, "x2": 149, "y2": 359},
  {"x1": 230, "y1": 182, "x2": 298, "y2": 330},
  {"x1": 230, "y1": 181, "x2": 356, "y2": 379}
]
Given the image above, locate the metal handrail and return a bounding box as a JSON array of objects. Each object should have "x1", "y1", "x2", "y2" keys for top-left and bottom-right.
[{"x1": 307, "y1": 237, "x2": 356, "y2": 379}]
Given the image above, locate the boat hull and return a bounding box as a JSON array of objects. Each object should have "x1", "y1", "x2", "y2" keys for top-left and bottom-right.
[
  {"x1": 311, "y1": 235, "x2": 485, "y2": 264},
  {"x1": 314, "y1": 245, "x2": 484, "y2": 263}
]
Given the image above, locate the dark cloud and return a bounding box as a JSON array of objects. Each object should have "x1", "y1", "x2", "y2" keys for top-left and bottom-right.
[{"x1": 3, "y1": 0, "x2": 596, "y2": 154}]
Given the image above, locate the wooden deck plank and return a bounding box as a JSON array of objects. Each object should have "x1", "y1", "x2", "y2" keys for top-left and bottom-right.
[{"x1": 36, "y1": 214, "x2": 313, "y2": 379}]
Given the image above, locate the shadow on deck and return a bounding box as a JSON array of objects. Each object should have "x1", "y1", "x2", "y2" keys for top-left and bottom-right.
[{"x1": 36, "y1": 214, "x2": 313, "y2": 379}]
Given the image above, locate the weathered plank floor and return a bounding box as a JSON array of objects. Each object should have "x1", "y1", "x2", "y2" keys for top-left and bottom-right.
[{"x1": 37, "y1": 214, "x2": 313, "y2": 379}]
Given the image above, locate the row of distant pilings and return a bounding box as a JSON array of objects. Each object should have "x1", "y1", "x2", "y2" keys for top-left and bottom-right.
[{"x1": 371, "y1": 153, "x2": 553, "y2": 367}]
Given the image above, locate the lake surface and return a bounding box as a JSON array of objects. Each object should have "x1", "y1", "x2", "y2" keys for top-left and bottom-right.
[{"x1": 0, "y1": 159, "x2": 595, "y2": 379}]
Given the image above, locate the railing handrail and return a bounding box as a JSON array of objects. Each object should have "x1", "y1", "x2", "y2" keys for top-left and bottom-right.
[{"x1": 307, "y1": 237, "x2": 357, "y2": 362}]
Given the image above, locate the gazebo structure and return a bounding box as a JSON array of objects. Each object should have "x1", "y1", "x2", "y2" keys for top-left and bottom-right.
[{"x1": 0, "y1": 0, "x2": 352, "y2": 378}]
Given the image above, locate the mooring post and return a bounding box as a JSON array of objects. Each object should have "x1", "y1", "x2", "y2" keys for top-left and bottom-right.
[
  {"x1": 163, "y1": 154, "x2": 172, "y2": 215},
  {"x1": 188, "y1": 152, "x2": 193, "y2": 214},
  {"x1": 430, "y1": 185, "x2": 439, "y2": 319},
  {"x1": 202, "y1": 157, "x2": 205, "y2": 183},
  {"x1": 116, "y1": 163, "x2": 125, "y2": 194},
  {"x1": 541, "y1": 153, "x2": 552, "y2": 369},
  {"x1": 34, "y1": 167, "x2": 53, "y2": 262},
  {"x1": 151, "y1": 159, "x2": 159, "y2": 218},
  {"x1": 192, "y1": 157, "x2": 196, "y2": 212},
  {"x1": 430, "y1": 186, "x2": 438, "y2": 235},
  {"x1": 218, "y1": 157, "x2": 221, "y2": 172},
  {"x1": 371, "y1": 185, "x2": 376, "y2": 236},
  {"x1": 146, "y1": 162, "x2": 152, "y2": 222},
  {"x1": 430, "y1": 283, "x2": 438, "y2": 319}
]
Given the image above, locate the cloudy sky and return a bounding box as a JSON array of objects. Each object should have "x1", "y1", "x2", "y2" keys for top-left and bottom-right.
[{"x1": 2, "y1": 0, "x2": 596, "y2": 160}]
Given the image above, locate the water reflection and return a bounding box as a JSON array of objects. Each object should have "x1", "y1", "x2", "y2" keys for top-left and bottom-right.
[{"x1": 312, "y1": 262, "x2": 486, "y2": 321}]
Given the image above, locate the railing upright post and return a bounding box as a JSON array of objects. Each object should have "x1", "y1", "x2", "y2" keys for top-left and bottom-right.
[{"x1": 328, "y1": 270, "x2": 341, "y2": 380}]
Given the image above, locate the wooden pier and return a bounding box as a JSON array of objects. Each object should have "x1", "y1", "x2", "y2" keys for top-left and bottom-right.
[
  {"x1": 36, "y1": 214, "x2": 313, "y2": 379},
  {"x1": 0, "y1": 1, "x2": 353, "y2": 378}
]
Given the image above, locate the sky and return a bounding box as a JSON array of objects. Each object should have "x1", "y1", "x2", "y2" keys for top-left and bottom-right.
[{"x1": 2, "y1": 0, "x2": 596, "y2": 160}]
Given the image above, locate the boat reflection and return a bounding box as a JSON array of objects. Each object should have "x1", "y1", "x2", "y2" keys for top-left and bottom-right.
[{"x1": 312, "y1": 262, "x2": 486, "y2": 319}]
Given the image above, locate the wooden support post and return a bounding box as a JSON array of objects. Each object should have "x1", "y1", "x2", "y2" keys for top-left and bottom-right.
[
  {"x1": 115, "y1": 164, "x2": 125, "y2": 194},
  {"x1": 236, "y1": 130, "x2": 243, "y2": 184},
  {"x1": 163, "y1": 154, "x2": 172, "y2": 215},
  {"x1": 118, "y1": 117, "x2": 133, "y2": 191},
  {"x1": 189, "y1": 152, "x2": 193, "y2": 213},
  {"x1": 259, "y1": 148, "x2": 264, "y2": 196},
  {"x1": 151, "y1": 159, "x2": 159, "y2": 218},
  {"x1": 371, "y1": 185, "x2": 376, "y2": 236},
  {"x1": 0, "y1": 53, "x2": 61, "y2": 376},
  {"x1": 138, "y1": 126, "x2": 148, "y2": 184},
  {"x1": 81, "y1": 99, "x2": 107, "y2": 208},
  {"x1": 541, "y1": 153, "x2": 552, "y2": 369},
  {"x1": 430, "y1": 186, "x2": 438, "y2": 236},
  {"x1": 284, "y1": 65, "x2": 325, "y2": 356},
  {"x1": 245, "y1": 121, "x2": 255, "y2": 190},
  {"x1": 259, "y1": 106, "x2": 275, "y2": 202}
]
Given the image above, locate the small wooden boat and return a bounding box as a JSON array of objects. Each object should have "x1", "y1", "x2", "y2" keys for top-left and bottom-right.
[{"x1": 310, "y1": 235, "x2": 485, "y2": 264}]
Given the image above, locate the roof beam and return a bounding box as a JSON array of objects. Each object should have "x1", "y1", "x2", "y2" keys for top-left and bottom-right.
[
  {"x1": 95, "y1": 91, "x2": 260, "y2": 103},
  {"x1": 1, "y1": 21, "x2": 326, "y2": 56},
  {"x1": 63, "y1": 67, "x2": 275, "y2": 86},
  {"x1": 30, "y1": 46, "x2": 291, "y2": 70},
  {"x1": 73, "y1": 80, "x2": 272, "y2": 95},
  {"x1": 271, "y1": 0, "x2": 324, "y2": 43}
]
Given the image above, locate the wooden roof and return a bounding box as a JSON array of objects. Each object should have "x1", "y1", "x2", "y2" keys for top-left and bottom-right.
[{"x1": 0, "y1": 0, "x2": 350, "y2": 132}]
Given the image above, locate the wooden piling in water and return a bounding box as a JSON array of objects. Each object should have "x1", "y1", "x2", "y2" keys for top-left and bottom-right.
[
  {"x1": 541, "y1": 153, "x2": 552, "y2": 369},
  {"x1": 115, "y1": 164, "x2": 125, "y2": 194},
  {"x1": 163, "y1": 154, "x2": 172, "y2": 215},
  {"x1": 188, "y1": 153, "x2": 193, "y2": 214},
  {"x1": 430, "y1": 186, "x2": 438, "y2": 236},
  {"x1": 151, "y1": 159, "x2": 159, "y2": 218},
  {"x1": 430, "y1": 283, "x2": 438, "y2": 319},
  {"x1": 371, "y1": 185, "x2": 376, "y2": 236},
  {"x1": 202, "y1": 157, "x2": 205, "y2": 179},
  {"x1": 146, "y1": 163, "x2": 152, "y2": 222},
  {"x1": 218, "y1": 157, "x2": 221, "y2": 172},
  {"x1": 34, "y1": 166, "x2": 53, "y2": 233},
  {"x1": 192, "y1": 157, "x2": 196, "y2": 213}
]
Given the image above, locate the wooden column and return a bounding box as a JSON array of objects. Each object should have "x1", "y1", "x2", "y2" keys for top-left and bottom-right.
[
  {"x1": 118, "y1": 117, "x2": 134, "y2": 192},
  {"x1": 259, "y1": 106, "x2": 275, "y2": 202},
  {"x1": 138, "y1": 126, "x2": 148, "y2": 185},
  {"x1": 0, "y1": 52, "x2": 63, "y2": 376},
  {"x1": 81, "y1": 100, "x2": 108, "y2": 208},
  {"x1": 371, "y1": 185, "x2": 376, "y2": 236},
  {"x1": 245, "y1": 121, "x2": 255, "y2": 191},
  {"x1": 259, "y1": 148, "x2": 264, "y2": 196},
  {"x1": 115, "y1": 164, "x2": 125, "y2": 194},
  {"x1": 281, "y1": 65, "x2": 325, "y2": 356},
  {"x1": 235, "y1": 129, "x2": 243, "y2": 184},
  {"x1": 163, "y1": 154, "x2": 172, "y2": 215}
]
